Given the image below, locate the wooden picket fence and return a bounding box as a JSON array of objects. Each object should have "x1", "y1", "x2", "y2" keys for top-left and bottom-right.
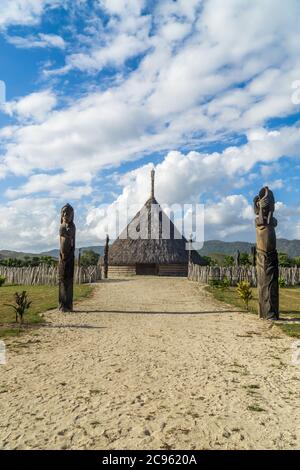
[
  {"x1": 0, "y1": 264, "x2": 102, "y2": 286},
  {"x1": 188, "y1": 263, "x2": 300, "y2": 287}
]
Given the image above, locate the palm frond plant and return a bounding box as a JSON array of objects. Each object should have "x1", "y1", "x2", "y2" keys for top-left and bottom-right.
[{"x1": 5, "y1": 291, "x2": 32, "y2": 324}]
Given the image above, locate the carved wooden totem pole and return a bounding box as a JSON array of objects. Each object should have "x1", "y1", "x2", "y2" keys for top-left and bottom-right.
[
  {"x1": 104, "y1": 234, "x2": 109, "y2": 279},
  {"x1": 253, "y1": 187, "x2": 279, "y2": 320},
  {"x1": 188, "y1": 235, "x2": 193, "y2": 265},
  {"x1": 251, "y1": 245, "x2": 257, "y2": 267},
  {"x1": 235, "y1": 250, "x2": 240, "y2": 267},
  {"x1": 78, "y1": 247, "x2": 82, "y2": 267},
  {"x1": 58, "y1": 204, "x2": 76, "y2": 312}
]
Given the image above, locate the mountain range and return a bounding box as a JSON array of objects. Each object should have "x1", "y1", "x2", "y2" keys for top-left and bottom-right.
[
  {"x1": 197, "y1": 239, "x2": 300, "y2": 258},
  {"x1": 1, "y1": 239, "x2": 300, "y2": 260},
  {"x1": 0, "y1": 246, "x2": 104, "y2": 260}
]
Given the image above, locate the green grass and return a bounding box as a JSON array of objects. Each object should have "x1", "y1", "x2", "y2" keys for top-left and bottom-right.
[
  {"x1": 0, "y1": 284, "x2": 94, "y2": 338},
  {"x1": 207, "y1": 286, "x2": 300, "y2": 338},
  {"x1": 278, "y1": 323, "x2": 300, "y2": 338}
]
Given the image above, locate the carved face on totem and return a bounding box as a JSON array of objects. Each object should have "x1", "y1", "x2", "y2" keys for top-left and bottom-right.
[
  {"x1": 253, "y1": 187, "x2": 277, "y2": 227},
  {"x1": 254, "y1": 187, "x2": 277, "y2": 253},
  {"x1": 60, "y1": 204, "x2": 74, "y2": 225}
]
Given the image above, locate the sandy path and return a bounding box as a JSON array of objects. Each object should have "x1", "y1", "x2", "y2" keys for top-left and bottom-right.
[{"x1": 1, "y1": 277, "x2": 299, "y2": 450}]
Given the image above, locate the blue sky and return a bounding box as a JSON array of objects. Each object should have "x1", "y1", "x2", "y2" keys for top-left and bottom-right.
[{"x1": 1, "y1": 0, "x2": 300, "y2": 252}]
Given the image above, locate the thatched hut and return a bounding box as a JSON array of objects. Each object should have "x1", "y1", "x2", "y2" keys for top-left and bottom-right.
[{"x1": 103, "y1": 171, "x2": 206, "y2": 277}]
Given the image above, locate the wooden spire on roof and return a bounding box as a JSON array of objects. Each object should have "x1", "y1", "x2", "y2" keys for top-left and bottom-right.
[{"x1": 151, "y1": 169, "x2": 155, "y2": 199}]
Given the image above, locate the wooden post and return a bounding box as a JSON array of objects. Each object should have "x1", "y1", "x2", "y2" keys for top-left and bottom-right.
[
  {"x1": 58, "y1": 204, "x2": 76, "y2": 312},
  {"x1": 254, "y1": 187, "x2": 279, "y2": 320},
  {"x1": 151, "y1": 169, "x2": 155, "y2": 199},
  {"x1": 104, "y1": 234, "x2": 109, "y2": 279},
  {"x1": 251, "y1": 245, "x2": 256, "y2": 267},
  {"x1": 188, "y1": 235, "x2": 193, "y2": 266}
]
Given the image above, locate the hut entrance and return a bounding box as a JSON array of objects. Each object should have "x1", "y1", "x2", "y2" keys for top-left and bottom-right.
[{"x1": 136, "y1": 263, "x2": 158, "y2": 275}]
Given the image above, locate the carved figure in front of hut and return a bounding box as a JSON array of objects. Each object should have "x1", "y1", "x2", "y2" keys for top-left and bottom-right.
[
  {"x1": 188, "y1": 235, "x2": 193, "y2": 265},
  {"x1": 235, "y1": 250, "x2": 240, "y2": 267},
  {"x1": 251, "y1": 245, "x2": 256, "y2": 267},
  {"x1": 253, "y1": 187, "x2": 279, "y2": 320},
  {"x1": 104, "y1": 234, "x2": 109, "y2": 279},
  {"x1": 78, "y1": 247, "x2": 82, "y2": 267},
  {"x1": 58, "y1": 203, "x2": 76, "y2": 312}
]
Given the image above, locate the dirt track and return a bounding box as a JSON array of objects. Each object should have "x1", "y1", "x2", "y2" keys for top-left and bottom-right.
[{"x1": 1, "y1": 277, "x2": 299, "y2": 449}]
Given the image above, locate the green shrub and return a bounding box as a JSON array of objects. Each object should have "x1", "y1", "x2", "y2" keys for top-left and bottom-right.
[
  {"x1": 202, "y1": 256, "x2": 216, "y2": 266},
  {"x1": 79, "y1": 249, "x2": 100, "y2": 266},
  {"x1": 209, "y1": 276, "x2": 230, "y2": 289},
  {"x1": 209, "y1": 278, "x2": 220, "y2": 288},
  {"x1": 0, "y1": 276, "x2": 6, "y2": 287},
  {"x1": 224, "y1": 255, "x2": 234, "y2": 267},
  {"x1": 236, "y1": 281, "x2": 253, "y2": 310},
  {"x1": 278, "y1": 277, "x2": 287, "y2": 288},
  {"x1": 240, "y1": 252, "x2": 251, "y2": 266},
  {"x1": 221, "y1": 276, "x2": 230, "y2": 289},
  {"x1": 278, "y1": 252, "x2": 293, "y2": 267},
  {"x1": 294, "y1": 257, "x2": 300, "y2": 267}
]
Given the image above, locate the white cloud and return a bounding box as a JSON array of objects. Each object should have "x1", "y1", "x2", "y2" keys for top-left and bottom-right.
[
  {"x1": 260, "y1": 162, "x2": 281, "y2": 176},
  {"x1": 1, "y1": 96, "x2": 300, "y2": 201},
  {"x1": 29, "y1": 0, "x2": 300, "y2": 137},
  {"x1": 274, "y1": 202, "x2": 300, "y2": 240},
  {"x1": 65, "y1": 32, "x2": 150, "y2": 73},
  {"x1": 4, "y1": 109, "x2": 300, "y2": 189},
  {"x1": 263, "y1": 179, "x2": 284, "y2": 190},
  {"x1": 2, "y1": 0, "x2": 300, "y2": 249},
  {"x1": 159, "y1": 21, "x2": 191, "y2": 42},
  {"x1": 204, "y1": 195, "x2": 253, "y2": 240},
  {"x1": 4, "y1": 90, "x2": 57, "y2": 123},
  {"x1": 99, "y1": 0, "x2": 145, "y2": 16},
  {"x1": 5, "y1": 171, "x2": 92, "y2": 199},
  {"x1": 156, "y1": 0, "x2": 201, "y2": 22},
  {"x1": 81, "y1": 139, "x2": 300, "y2": 244},
  {"x1": 0, "y1": 0, "x2": 62, "y2": 29},
  {"x1": 0, "y1": 198, "x2": 58, "y2": 251},
  {"x1": 46, "y1": 0, "x2": 151, "y2": 75},
  {"x1": 7, "y1": 33, "x2": 66, "y2": 49},
  {"x1": 0, "y1": 153, "x2": 298, "y2": 251},
  {"x1": 77, "y1": 151, "x2": 258, "y2": 242}
]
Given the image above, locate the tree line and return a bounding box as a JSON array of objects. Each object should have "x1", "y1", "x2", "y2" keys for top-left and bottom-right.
[
  {"x1": 0, "y1": 256, "x2": 58, "y2": 267},
  {"x1": 0, "y1": 249, "x2": 100, "y2": 268},
  {"x1": 203, "y1": 252, "x2": 300, "y2": 267},
  {"x1": 2, "y1": 249, "x2": 299, "y2": 268}
]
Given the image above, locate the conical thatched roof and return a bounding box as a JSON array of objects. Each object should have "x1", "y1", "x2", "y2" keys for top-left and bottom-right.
[{"x1": 107, "y1": 181, "x2": 206, "y2": 266}]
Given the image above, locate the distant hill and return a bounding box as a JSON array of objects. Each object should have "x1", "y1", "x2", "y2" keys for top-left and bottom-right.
[
  {"x1": 1, "y1": 239, "x2": 300, "y2": 260},
  {"x1": 198, "y1": 241, "x2": 254, "y2": 256},
  {"x1": 0, "y1": 245, "x2": 105, "y2": 260},
  {"x1": 276, "y1": 239, "x2": 300, "y2": 257},
  {"x1": 0, "y1": 249, "x2": 40, "y2": 260},
  {"x1": 41, "y1": 246, "x2": 105, "y2": 259},
  {"x1": 198, "y1": 239, "x2": 300, "y2": 258}
]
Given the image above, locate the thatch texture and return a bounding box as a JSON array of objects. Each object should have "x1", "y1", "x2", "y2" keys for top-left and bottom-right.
[{"x1": 107, "y1": 196, "x2": 206, "y2": 266}]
